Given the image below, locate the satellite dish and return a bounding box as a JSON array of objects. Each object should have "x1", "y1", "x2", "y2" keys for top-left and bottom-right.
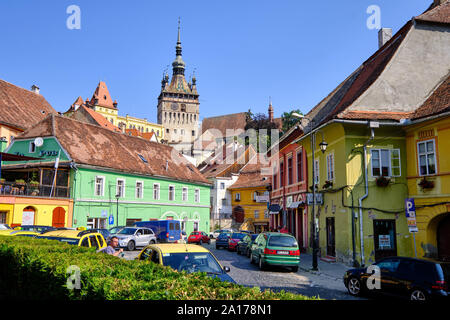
[{"x1": 34, "y1": 137, "x2": 44, "y2": 147}]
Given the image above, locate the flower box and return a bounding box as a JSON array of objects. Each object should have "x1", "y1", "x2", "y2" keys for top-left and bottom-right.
[
  {"x1": 418, "y1": 177, "x2": 434, "y2": 190},
  {"x1": 376, "y1": 176, "x2": 390, "y2": 187}
]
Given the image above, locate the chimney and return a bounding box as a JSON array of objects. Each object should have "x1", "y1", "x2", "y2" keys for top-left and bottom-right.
[
  {"x1": 378, "y1": 28, "x2": 392, "y2": 48},
  {"x1": 31, "y1": 85, "x2": 40, "y2": 95}
]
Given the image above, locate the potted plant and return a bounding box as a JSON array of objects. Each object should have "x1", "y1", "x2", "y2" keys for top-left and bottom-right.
[
  {"x1": 29, "y1": 180, "x2": 39, "y2": 186},
  {"x1": 0, "y1": 178, "x2": 5, "y2": 184},
  {"x1": 323, "y1": 180, "x2": 333, "y2": 189},
  {"x1": 418, "y1": 177, "x2": 434, "y2": 190},
  {"x1": 376, "y1": 176, "x2": 390, "y2": 187},
  {"x1": 14, "y1": 179, "x2": 26, "y2": 186}
]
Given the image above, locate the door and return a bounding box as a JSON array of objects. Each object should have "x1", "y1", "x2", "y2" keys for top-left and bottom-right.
[
  {"x1": 136, "y1": 229, "x2": 147, "y2": 246},
  {"x1": 373, "y1": 220, "x2": 397, "y2": 261},
  {"x1": 22, "y1": 207, "x2": 35, "y2": 226},
  {"x1": 326, "y1": 217, "x2": 335, "y2": 257},
  {"x1": 52, "y1": 207, "x2": 66, "y2": 228},
  {"x1": 376, "y1": 258, "x2": 401, "y2": 294},
  {"x1": 438, "y1": 214, "x2": 450, "y2": 261}
]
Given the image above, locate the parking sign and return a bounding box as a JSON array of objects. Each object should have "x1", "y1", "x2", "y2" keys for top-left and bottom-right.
[{"x1": 405, "y1": 198, "x2": 418, "y2": 233}]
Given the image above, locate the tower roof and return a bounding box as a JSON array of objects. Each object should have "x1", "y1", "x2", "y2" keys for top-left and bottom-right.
[{"x1": 89, "y1": 81, "x2": 116, "y2": 109}]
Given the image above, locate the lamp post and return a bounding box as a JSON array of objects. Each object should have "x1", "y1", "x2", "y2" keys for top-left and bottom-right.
[
  {"x1": 292, "y1": 113, "x2": 327, "y2": 271},
  {"x1": 115, "y1": 193, "x2": 120, "y2": 228}
]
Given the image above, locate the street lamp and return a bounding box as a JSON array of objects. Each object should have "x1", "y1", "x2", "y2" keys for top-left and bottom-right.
[
  {"x1": 115, "y1": 193, "x2": 120, "y2": 228},
  {"x1": 291, "y1": 113, "x2": 327, "y2": 271}
]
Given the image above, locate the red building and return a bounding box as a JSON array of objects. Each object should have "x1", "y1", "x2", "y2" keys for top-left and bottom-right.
[{"x1": 268, "y1": 126, "x2": 309, "y2": 251}]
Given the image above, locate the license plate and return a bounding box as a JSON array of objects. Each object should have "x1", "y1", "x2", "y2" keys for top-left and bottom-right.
[{"x1": 277, "y1": 250, "x2": 289, "y2": 255}]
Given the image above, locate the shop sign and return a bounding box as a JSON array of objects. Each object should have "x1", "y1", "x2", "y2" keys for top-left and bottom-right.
[
  {"x1": 379, "y1": 235, "x2": 391, "y2": 249},
  {"x1": 306, "y1": 193, "x2": 323, "y2": 205}
]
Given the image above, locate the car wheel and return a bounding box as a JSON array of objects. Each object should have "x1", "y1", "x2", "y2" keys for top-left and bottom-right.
[
  {"x1": 149, "y1": 240, "x2": 156, "y2": 244},
  {"x1": 410, "y1": 289, "x2": 427, "y2": 301},
  {"x1": 258, "y1": 256, "x2": 266, "y2": 271},
  {"x1": 199, "y1": 240, "x2": 203, "y2": 245},
  {"x1": 246, "y1": 248, "x2": 250, "y2": 258},
  {"x1": 291, "y1": 266, "x2": 299, "y2": 272},
  {"x1": 347, "y1": 277, "x2": 362, "y2": 296},
  {"x1": 208, "y1": 239, "x2": 211, "y2": 245},
  {"x1": 249, "y1": 251, "x2": 254, "y2": 264},
  {"x1": 127, "y1": 240, "x2": 135, "y2": 251}
]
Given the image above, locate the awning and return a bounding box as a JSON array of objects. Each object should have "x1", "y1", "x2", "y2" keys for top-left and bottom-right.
[
  {"x1": 0, "y1": 152, "x2": 43, "y2": 180},
  {"x1": 288, "y1": 201, "x2": 305, "y2": 209},
  {"x1": 268, "y1": 204, "x2": 281, "y2": 214}
]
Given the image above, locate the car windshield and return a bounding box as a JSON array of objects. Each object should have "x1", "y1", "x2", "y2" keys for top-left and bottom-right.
[
  {"x1": 118, "y1": 228, "x2": 137, "y2": 235},
  {"x1": 268, "y1": 235, "x2": 298, "y2": 247},
  {"x1": 218, "y1": 233, "x2": 230, "y2": 239},
  {"x1": 109, "y1": 227, "x2": 124, "y2": 234},
  {"x1": 36, "y1": 236, "x2": 79, "y2": 245},
  {"x1": 162, "y1": 252, "x2": 223, "y2": 274},
  {"x1": 231, "y1": 233, "x2": 246, "y2": 240}
]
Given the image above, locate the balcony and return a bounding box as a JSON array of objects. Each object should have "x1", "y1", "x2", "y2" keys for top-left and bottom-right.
[{"x1": 0, "y1": 181, "x2": 70, "y2": 198}]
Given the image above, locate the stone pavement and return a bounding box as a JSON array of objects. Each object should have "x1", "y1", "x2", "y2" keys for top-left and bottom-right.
[{"x1": 298, "y1": 253, "x2": 352, "y2": 281}]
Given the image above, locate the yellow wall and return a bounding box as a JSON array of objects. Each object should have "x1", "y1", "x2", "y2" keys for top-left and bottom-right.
[
  {"x1": 405, "y1": 116, "x2": 450, "y2": 259},
  {"x1": 0, "y1": 125, "x2": 22, "y2": 150},
  {"x1": 229, "y1": 187, "x2": 269, "y2": 231}
]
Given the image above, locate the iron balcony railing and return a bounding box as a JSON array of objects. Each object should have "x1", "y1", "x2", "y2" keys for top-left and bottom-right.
[{"x1": 0, "y1": 181, "x2": 70, "y2": 198}]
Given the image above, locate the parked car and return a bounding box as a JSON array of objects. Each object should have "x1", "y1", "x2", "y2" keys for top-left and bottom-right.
[
  {"x1": 134, "y1": 220, "x2": 182, "y2": 243},
  {"x1": 188, "y1": 231, "x2": 211, "y2": 245},
  {"x1": 215, "y1": 232, "x2": 232, "y2": 249},
  {"x1": 344, "y1": 256, "x2": 450, "y2": 300},
  {"x1": 0, "y1": 224, "x2": 11, "y2": 230},
  {"x1": 227, "y1": 232, "x2": 247, "y2": 251},
  {"x1": 249, "y1": 232, "x2": 300, "y2": 272},
  {"x1": 89, "y1": 228, "x2": 110, "y2": 241},
  {"x1": 15, "y1": 225, "x2": 56, "y2": 233},
  {"x1": 36, "y1": 229, "x2": 107, "y2": 249},
  {"x1": 136, "y1": 243, "x2": 235, "y2": 283},
  {"x1": 237, "y1": 233, "x2": 258, "y2": 256},
  {"x1": 108, "y1": 226, "x2": 126, "y2": 236},
  {"x1": 111, "y1": 227, "x2": 157, "y2": 251},
  {"x1": 0, "y1": 229, "x2": 40, "y2": 237},
  {"x1": 209, "y1": 229, "x2": 233, "y2": 239}
]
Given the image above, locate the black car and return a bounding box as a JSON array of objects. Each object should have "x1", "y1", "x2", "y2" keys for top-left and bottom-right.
[
  {"x1": 344, "y1": 256, "x2": 450, "y2": 300},
  {"x1": 215, "y1": 232, "x2": 231, "y2": 249},
  {"x1": 237, "y1": 233, "x2": 258, "y2": 257}
]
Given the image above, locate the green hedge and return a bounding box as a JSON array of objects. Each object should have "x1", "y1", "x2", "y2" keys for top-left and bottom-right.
[{"x1": 0, "y1": 236, "x2": 318, "y2": 300}]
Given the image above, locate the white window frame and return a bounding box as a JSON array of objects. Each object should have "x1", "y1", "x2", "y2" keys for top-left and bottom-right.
[
  {"x1": 326, "y1": 153, "x2": 334, "y2": 181},
  {"x1": 153, "y1": 183, "x2": 160, "y2": 200},
  {"x1": 168, "y1": 185, "x2": 175, "y2": 201},
  {"x1": 314, "y1": 159, "x2": 320, "y2": 185},
  {"x1": 94, "y1": 176, "x2": 105, "y2": 197},
  {"x1": 194, "y1": 188, "x2": 200, "y2": 203},
  {"x1": 254, "y1": 210, "x2": 260, "y2": 219},
  {"x1": 135, "y1": 181, "x2": 144, "y2": 199},
  {"x1": 417, "y1": 139, "x2": 437, "y2": 176},
  {"x1": 182, "y1": 187, "x2": 188, "y2": 202},
  {"x1": 116, "y1": 179, "x2": 125, "y2": 198},
  {"x1": 370, "y1": 148, "x2": 401, "y2": 178},
  {"x1": 235, "y1": 192, "x2": 241, "y2": 201}
]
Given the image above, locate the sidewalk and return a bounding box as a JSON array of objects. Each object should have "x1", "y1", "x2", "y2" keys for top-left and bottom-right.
[{"x1": 298, "y1": 253, "x2": 351, "y2": 281}]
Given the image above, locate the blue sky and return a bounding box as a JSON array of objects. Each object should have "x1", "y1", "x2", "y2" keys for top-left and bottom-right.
[{"x1": 0, "y1": 0, "x2": 430, "y2": 123}]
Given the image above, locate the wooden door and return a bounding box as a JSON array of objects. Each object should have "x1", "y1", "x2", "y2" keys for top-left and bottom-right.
[
  {"x1": 438, "y1": 214, "x2": 450, "y2": 261},
  {"x1": 326, "y1": 217, "x2": 335, "y2": 257},
  {"x1": 52, "y1": 207, "x2": 66, "y2": 228}
]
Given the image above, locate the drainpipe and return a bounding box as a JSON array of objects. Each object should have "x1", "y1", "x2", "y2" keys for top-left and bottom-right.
[{"x1": 358, "y1": 128, "x2": 374, "y2": 267}]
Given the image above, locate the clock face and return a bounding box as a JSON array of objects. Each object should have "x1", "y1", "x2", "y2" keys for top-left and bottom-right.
[{"x1": 171, "y1": 103, "x2": 178, "y2": 111}]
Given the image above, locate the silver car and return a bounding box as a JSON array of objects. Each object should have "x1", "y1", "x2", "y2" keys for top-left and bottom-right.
[{"x1": 112, "y1": 227, "x2": 157, "y2": 251}]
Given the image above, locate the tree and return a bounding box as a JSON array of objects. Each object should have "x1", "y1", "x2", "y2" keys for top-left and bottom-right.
[
  {"x1": 244, "y1": 111, "x2": 279, "y2": 151},
  {"x1": 281, "y1": 109, "x2": 303, "y2": 133}
]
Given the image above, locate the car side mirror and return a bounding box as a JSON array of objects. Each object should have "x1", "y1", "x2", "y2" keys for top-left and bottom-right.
[{"x1": 223, "y1": 266, "x2": 230, "y2": 273}]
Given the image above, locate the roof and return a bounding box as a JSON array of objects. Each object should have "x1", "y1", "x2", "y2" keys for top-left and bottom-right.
[
  {"x1": 147, "y1": 243, "x2": 210, "y2": 253},
  {"x1": 416, "y1": 0, "x2": 450, "y2": 24},
  {"x1": 228, "y1": 155, "x2": 271, "y2": 190},
  {"x1": 79, "y1": 105, "x2": 121, "y2": 132},
  {"x1": 201, "y1": 112, "x2": 248, "y2": 137},
  {"x1": 18, "y1": 115, "x2": 211, "y2": 185},
  {"x1": 0, "y1": 79, "x2": 56, "y2": 131},
  {"x1": 89, "y1": 81, "x2": 116, "y2": 109},
  {"x1": 410, "y1": 73, "x2": 450, "y2": 120}
]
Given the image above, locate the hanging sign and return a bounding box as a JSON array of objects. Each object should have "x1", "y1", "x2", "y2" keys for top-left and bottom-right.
[{"x1": 405, "y1": 198, "x2": 418, "y2": 233}]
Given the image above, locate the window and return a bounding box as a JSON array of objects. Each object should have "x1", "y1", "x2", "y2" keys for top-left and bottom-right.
[
  {"x1": 371, "y1": 149, "x2": 401, "y2": 177},
  {"x1": 153, "y1": 183, "x2": 160, "y2": 200},
  {"x1": 280, "y1": 161, "x2": 284, "y2": 187},
  {"x1": 326, "y1": 153, "x2": 334, "y2": 181},
  {"x1": 192, "y1": 130, "x2": 195, "y2": 137},
  {"x1": 273, "y1": 162, "x2": 278, "y2": 190},
  {"x1": 235, "y1": 193, "x2": 241, "y2": 201},
  {"x1": 137, "y1": 154, "x2": 148, "y2": 163},
  {"x1": 168, "y1": 185, "x2": 175, "y2": 201},
  {"x1": 287, "y1": 157, "x2": 293, "y2": 185},
  {"x1": 94, "y1": 176, "x2": 104, "y2": 196},
  {"x1": 254, "y1": 210, "x2": 260, "y2": 219},
  {"x1": 417, "y1": 140, "x2": 436, "y2": 176},
  {"x1": 220, "y1": 182, "x2": 225, "y2": 190},
  {"x1": 29, "y1": 142, "x2": 36, "y2": 153},
  {"x1": 194, "y1": 189, "x2": 200, "y2": 203},
  {"x1": 136, "y1": 181, "x2": 144, "y2": 199},
  {"x1": 297, "y1": 150, "x2": 303, "y2": 182},
  {"x1": 116, "y1": 179, "x2": 125, "y2": 197},
  {"x1": 314, "y1": 159, "x2": 320, "y2": 184},
  {"x1": 182, "y1": 187, "x2": 188, "y2": 201}
]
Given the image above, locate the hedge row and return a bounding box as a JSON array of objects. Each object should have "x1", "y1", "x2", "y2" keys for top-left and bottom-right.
[{"x1": 0, "y1": 236, "x2": 319, "y2": 300}]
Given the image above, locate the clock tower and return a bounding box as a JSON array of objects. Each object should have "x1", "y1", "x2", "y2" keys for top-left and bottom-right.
[{"x1": 157, "y1": 20, "x2": 199, "y2": 155}]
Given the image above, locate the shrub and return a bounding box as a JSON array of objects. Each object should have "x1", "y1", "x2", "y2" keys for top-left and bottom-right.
[{"x1": 0, "y1": 236, "x2": 318, "y2": 300}]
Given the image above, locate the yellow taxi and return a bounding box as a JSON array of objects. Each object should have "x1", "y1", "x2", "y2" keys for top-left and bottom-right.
[
  {"x1": 0, "y1": 229, "x2": 41, "y2": 237},
  {"x1": 35, "y1": 229, "x2": 107, "y2": 250},
  {"x1": 136, "y1": 243, "x2": 235, "y2": 283}
]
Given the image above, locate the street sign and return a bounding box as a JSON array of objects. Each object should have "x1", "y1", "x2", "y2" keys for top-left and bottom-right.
[
  {"x1": 109, "y1": 214, "x2": 114, "y2": 225},
  {"x1": 306, "y1": 193, "x2": 323, "y2": 205},
  {"x1": 405, "y1": 198, "x2": 418, "y2": 233}
]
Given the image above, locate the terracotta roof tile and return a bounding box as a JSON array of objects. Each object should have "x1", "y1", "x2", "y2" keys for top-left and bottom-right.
[
  {"x1": 201, "y1": 112, "x2": 248, "y2": 137},
  {"x1": 0, "y1": 79, "x2": 56, "y2": 130},
  {"x1": 411, "y1": 74, "x2": 450, "y2": 119},
  {"x1": 416, "y1": 0, "x2": 450, "y2": 24},
  {"x1": 19, "y1": 115, "x2": 210, "y2": 185},
  {"x1": 229, "y1": 155, "x2": 271, "y2": 189},
  {"x1": 89, "y1": 81, "x2": 116, "y2": 109}
]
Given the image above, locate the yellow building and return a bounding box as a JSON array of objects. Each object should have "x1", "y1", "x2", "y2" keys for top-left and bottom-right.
[
  {"x1": 228, "y1": 155, "x2": 271, "y2": 233},
  {"x1": 66, "y1": 82, "x2": 165, "y2": 141},
  {"x1": 405, "y1": 75, "x2": 450, "y2": 261}
]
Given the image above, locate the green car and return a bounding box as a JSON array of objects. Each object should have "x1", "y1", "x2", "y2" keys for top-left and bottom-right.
[{"x1": 249, "y1": 232, "x2": 300, "y2": 272}]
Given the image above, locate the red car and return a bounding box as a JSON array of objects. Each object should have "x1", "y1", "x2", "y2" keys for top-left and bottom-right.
[
  {"x1": 188, "y1": 231, "x2": 211, "y2": 245},
  {"x1": 227, "y1": 232, "x2": 247, "y2": 251}
]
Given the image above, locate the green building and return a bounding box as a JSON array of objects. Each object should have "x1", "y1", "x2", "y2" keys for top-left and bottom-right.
[{"x1": 2, "y1": 114, "x2": 211, "y2": 234}]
